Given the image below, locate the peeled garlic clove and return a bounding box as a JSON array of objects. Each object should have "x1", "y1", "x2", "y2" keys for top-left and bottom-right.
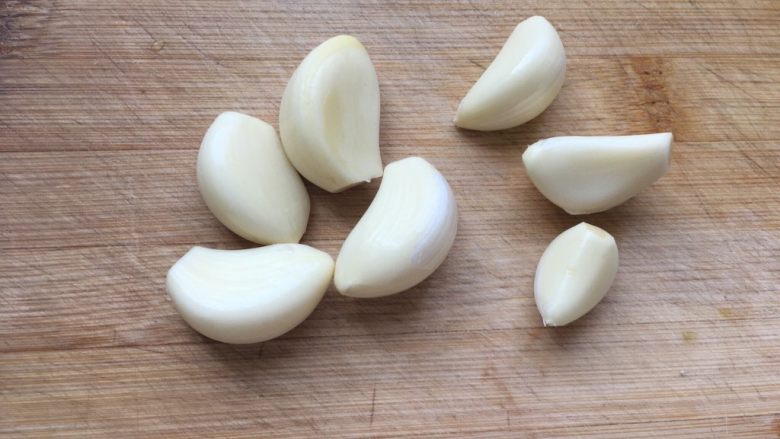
[
  {"x1": 454, "y1": 16, "x2": 566, "y2": 131},
  {"x1": 335, "y1": 157, "x2": 458, "y2": 298},
  {"x1": 166, "y1": 244, "x2": 334, "y2": 344},
  {"x1": 523, "y1": 133, "x2": 673, "y2": 214},
  {"x1": 280, "y1": 35, "x2": 383, "y2": 193},
  {"x1": 535, "y1": 222, "x2": 618, "y2": 326},
  {"x1": 197, "y1": 112, "x2": 310, "y2": 244}
]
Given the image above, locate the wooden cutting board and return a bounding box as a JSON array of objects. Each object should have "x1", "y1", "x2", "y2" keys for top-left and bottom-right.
[{"x1": 1, "y1": 1, "x2": 778, "y2": 437}]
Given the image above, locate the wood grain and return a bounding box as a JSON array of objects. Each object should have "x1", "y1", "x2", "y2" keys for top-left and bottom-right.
[{"x1": 1, "y1": 0, "x2": 779, "y2": 437}]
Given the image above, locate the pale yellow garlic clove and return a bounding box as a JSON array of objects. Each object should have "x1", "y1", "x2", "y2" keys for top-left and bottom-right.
[
  {"x1": 455, "y1": 16, "x2": 566, "y2": 131},
  {"x1": 534, "y1": 223, "x2": 618, "y2": 326},
  {"x1": 523, "y1": 133, "x2": 673, "y2": 214},
  {"x1": 197, "y1": 112, "x2": 310, "y2": 244},
  {"x1": 166, "y1": 244, "x2": 334, "y2": 344},
  {"x1": 335, "y1": 157, "x2": 458, "y2": 298},
  {"x1": 280, "y1": 35, "x2": 383, "y2": 193}
]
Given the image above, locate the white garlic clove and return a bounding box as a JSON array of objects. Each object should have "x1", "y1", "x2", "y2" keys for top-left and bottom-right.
[
  {"x1": 454, "y1": 16, "x2": 566, "y2": 131},
  {"x1": 523, "y1": 132, "x2": 673, "y2": 215},
  {"x1": 335, "y1": 157, "x2": 458, "y2": 298},
  {"x1": 534, "y1": 222, "x2": 618, "y2": 326},
  {"x1": 280, "y1": 35, "x2": 383, "y2": 193},
  {"x1": 166, "y1": 244, "x2": 334, "y2": 344},
  {"x1": 197, "y1": 112, "x2": 310, "y2": 244}
]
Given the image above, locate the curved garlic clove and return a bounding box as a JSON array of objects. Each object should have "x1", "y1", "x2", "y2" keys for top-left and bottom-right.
[
  {"x1": 335, "y1": 157, "x2": 458, "y2": 298},
  {"x1": 197, "y1": 112, "x2": 310, "y2": 244},
  {"x1": 535, "y1": 222, "x2": 618, "y2": 326},
  {"x1": 523, "y1": 133, "x2": 673, "y2": 214},
  {"x1": 166, "y1": 244, "x2": 334, "y2": 344},
  {"x1": 454, "y1": 16, "x2": 566, "y2": 131},
  {"x1": 280, "y1": 35, "x2": 383, "y2": 193}
]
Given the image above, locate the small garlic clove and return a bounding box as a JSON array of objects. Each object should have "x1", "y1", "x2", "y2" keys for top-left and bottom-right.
[
  {"x1": 166, "y1": 244, "x2": 334, "y2": 344},
  {"x1": 523, "y1": 133, "x2": 673, "y2": 214},
  {"x1": 280, "y1": 35, "x2": 383, "y2": 193},
  {"x1": 454, "y1": 16, "x2": 566, "y2": 131},
  {"x1": 534, "y1": 222, "x2": 618, "y2": 326},
  {"x1": 197, "y1": 112, "x2": 310, "y2": 244},
  {"x1": 335, "y1": 157, "x2": 458, "y2": 298}
]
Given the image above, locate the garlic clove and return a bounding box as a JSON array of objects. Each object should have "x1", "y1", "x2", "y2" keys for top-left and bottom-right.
[
  {"x1": 166, "y1": 244, "x2": 334, "y2": 344},
  {"x1": 534, "y1": 222, "x2": 618, "y2": 326},
  {"x1": 522, "y1": 133, "x2": 673, "y2": 214},
  {"x1": 454, "y1": 16, "x2": 566, "y2": 131},
  {"x1": 197, "y1": 112, "x2": 310, "y2": 244},
  {"x1": 280, "y1": 35, "x2": 383, "y2": 193},
  {"x1": 335, "y1": 157, "x2": 458, "y2": 298}
]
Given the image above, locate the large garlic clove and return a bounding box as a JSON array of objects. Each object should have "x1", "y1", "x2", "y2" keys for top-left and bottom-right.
[
  {"x1": 523, "y1": 133, "x2": 673, "y2": 215},
  {"x1": 335, "y1": 157, "x2": 458, "y2": 298},
  {"x1": 534, "y1": 222, "x2": 618, "y2": 326},
  {"x1": 197, "y1": 112, "x2": 310, "y2": 244},
  {"x1": 280, "y1": 35, "x2": 383, "y2": 193},
  {"x1": 454, "y1": 16, "x2": 566, "y2": 131},
  {"x1": 166, "y1": 244, "x2": 334, "y2": 344}
]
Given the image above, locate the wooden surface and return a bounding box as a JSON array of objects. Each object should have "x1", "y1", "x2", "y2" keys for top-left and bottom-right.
[{"x1": 1, "y1": 0, "x2": 779, "y2": 437}]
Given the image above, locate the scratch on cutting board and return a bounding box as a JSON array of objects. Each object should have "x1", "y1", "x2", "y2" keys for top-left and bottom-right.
[{"x1": 468, "y1": 59, "x2": 486, "y2": 70}]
